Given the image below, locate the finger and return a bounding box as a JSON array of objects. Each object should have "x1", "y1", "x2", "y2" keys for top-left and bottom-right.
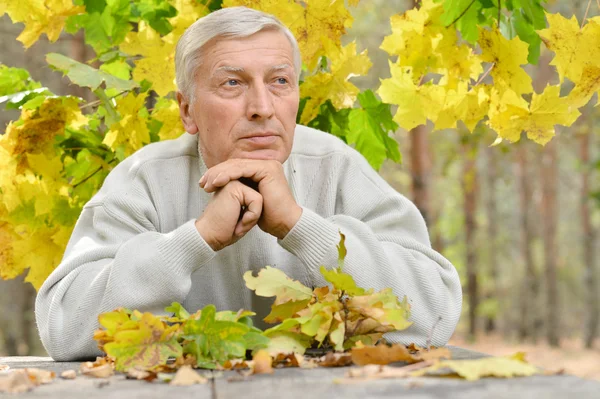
[
  {"x1": 233, "y1": 184, "x2": 263, "y2": 237},
  {"x1": 202, "y1": 160, "x2": 275, "y2": 192}
]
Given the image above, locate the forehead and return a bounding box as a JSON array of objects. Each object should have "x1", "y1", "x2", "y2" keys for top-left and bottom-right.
[{"x1": 200, "y1": 30, "x2": 295, "y2": 74}]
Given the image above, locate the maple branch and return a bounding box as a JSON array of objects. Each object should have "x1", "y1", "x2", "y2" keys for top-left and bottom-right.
[
  {"x1": 80, "y1": 90, "x2": 127, "y2": 110},
  {"x1": 581, "y1": 0, "x2": 592, "y2": 30},
  {"x1": 447, "y1": 0, "x2": 477, "y2": 27},
  {"x1": 474, "y1": 62, "x2": 495, "y2": 86},
  {"x1": 426, "y1": 316, "x2": 443, "y2": 350}
]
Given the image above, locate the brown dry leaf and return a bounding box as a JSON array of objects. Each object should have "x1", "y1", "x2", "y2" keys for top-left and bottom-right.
[
  {"x1": 319, "y1": 352, "x2": 353, "y2": 367},
  {"x1": 24, "y1": 368, "x2": 56, "y2": 384},
  {"x1": 272, "y1": 352, "x2": 303, "y2": 368},
  {"x1": 222, "y1": 358, "x2": 250, "y2": 370},
  {"x1": 351, "y1": 343, "x2": 414, "y2": 365},
  {"x1": 80, "y1": 362, "x2": 114, "y2": 378},
  {"x1": 0, "y1": 370, "x2": 35, "y2": 393},
  {"x1": 414, "y1": 347, "x2": 452, "y2": 362},
  {"x1": 169, "y1": 365, "x2": 208, "y2": 386},
  {"x1": 126, "y1": 366, "x2": 157, "y2": 381},
  {"x1": 60, "y1": 370, "x2": 77, "y2": 380},
  {"x1": 252, "y1": 350, "x2": 274, "y2": 375},
  {"x1": 0, "y1": 365, "x2": 9, "y2": 372}
]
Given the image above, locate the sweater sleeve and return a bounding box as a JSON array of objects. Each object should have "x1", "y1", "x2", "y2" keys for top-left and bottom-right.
[
  {"x1": 35, "y1": 175, "x2": 215, "y2": 361},
  {"x1": 279, "y1": 152, "x2": 462, "y2": 348}
]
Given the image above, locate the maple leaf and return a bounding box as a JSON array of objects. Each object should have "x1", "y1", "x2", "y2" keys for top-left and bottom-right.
[
  {"x1": 410, "y1": 352, "x2": 541, "y2": 381},
  {"x1": 537, "y1": 13, "x2": 600, "y2": 85},
  {"x1": 103, "y1": 312, "x2": 182, "y2": 372},
  {"x1": 567, "y1": 66, "x2": 600, "y2": 108},
  {"x1": 478, "y1": 27, "x2": 533, "y2": 96},
  {"x1": 377, "y1": 63, "x2": 445, "y2": 130},
  {"x1": 119, "y1": 22, "x2": 177, "y2": 96},
  {"x1": 168, "y1": 0, "x2": 209, "y2": 37},
  {"x1": 224, "y1": 0, "x2": 353, "y2": 70},
  {"x1": 1, "y1": 0, "x2": 85, "y2": 48},
  {"x1": 243, "y1": 266, "x2": 313, "y2": 305},
  {"x1": 103, "y1": 92, "x2": 151, "y2": 156},
  {"x1": 299, "y1": 39, "x2": 371, "y2": 124},
  {"x1": 151, "y1": 98, "x2": 185, "y2": 141},
  {"x1": 487, "y1": 85, "x2": 580, "y2": 145}
]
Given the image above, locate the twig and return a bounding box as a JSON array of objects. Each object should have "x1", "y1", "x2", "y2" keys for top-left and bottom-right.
[
  {"x1": 581, "y1": 0, "x2": 592, "y2": 29},
  {"x1": 426, "y1": 316, "x2": 443, "y2": 350},
  {"x1": 72, "y1": 158, "x2": 116, "y2": 188},
  {"x1": 474, "y1": 63, "x2": 495, "y2": 86},
  {"x1": 497, "y1": 0, "x2": 501, "y2": 29},
  {"x1": 447, "y1": 0, "x2": 477, "y2": 26},
  {"x1": 80, "y1": 90, "x2": 127, "y2": 110}
]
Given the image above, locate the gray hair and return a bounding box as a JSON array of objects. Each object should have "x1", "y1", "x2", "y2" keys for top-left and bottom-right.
[{"x1": 175, "y1": 6, "x2": 302, "y2": 101}]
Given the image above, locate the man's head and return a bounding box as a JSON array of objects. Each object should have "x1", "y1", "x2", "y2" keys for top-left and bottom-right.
[{"x1": 175, "y1": 7, "x2": 301, "y2": 168}]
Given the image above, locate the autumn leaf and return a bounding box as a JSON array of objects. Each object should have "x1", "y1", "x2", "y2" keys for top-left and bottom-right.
[
  {"x1": 251, "y1": 350, "x2": 274, "y2": 374},
  {"x1": 103, "y1": 312, "x2": 182, "y2": 372},
  {"x1": 244, "y1": 266, "x2": 313, "y2": 305},
  {"x1": 119, "y1": 22, "x2": 177, "y2": 96},
  {"x1": 377, "y1": 63, "x2": 445, "y2": 131},
  {"x1": 1, "y1": 0, "x2": 84, "y2": 48},
  {"x1": 487, "y1": 85, "x2": 580, "y2": 145},
  {"x1": 478, "y1": 27, "x2": 533, "y2": 96},
  {"x1": 151, "y1": 98, "x2": 185, "y2": 141},
  {"x1": 103, "y1": 92, "x2": 151, "y2": 156},
  {"x1": 410, "y1": 352, "x2": 541, "y2": 381},
  {"x1": 299, "y1": 39, "x2": 371, "y2": 124},
  {"x1": 346, "y1": 289, "x2": 412, "y2": 332},
  {"x1": 169, "y1": 365, "x2": 208, "y2": 386},
  {"x1": 320, "y1": 266, "x2": 366, "y2": 296},
  {"x1": 351, "y1": 343, "x2": 451, "y2": 366}
]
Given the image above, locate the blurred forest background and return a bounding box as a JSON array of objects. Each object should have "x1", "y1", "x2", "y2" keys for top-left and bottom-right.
[{"x1": 0, "y1": 0, "x2": 598, "y2": 379}]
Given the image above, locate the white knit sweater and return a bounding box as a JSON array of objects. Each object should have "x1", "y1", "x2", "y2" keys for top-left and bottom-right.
[{"x1": 35, "y1": 125, "x2": 462, "y2": 361}]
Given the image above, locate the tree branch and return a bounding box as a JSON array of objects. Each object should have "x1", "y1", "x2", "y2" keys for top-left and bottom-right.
[{"x1": 448, "y1": 0, "x2": 477, "y2": 27}]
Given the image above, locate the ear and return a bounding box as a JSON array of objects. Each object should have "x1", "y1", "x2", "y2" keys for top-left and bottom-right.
[{"x1": 177, "y1": 91, "x2": 198, "y2": 134}]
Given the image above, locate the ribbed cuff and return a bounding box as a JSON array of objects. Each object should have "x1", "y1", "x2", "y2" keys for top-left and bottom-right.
[
  {"x1": 157, "y1": 219, "x2": 216, "y2": 275},
  {"x1": 278, "y1": 207, "x2": 340, "y2": 276}
]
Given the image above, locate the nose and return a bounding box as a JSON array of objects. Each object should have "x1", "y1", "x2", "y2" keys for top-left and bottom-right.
[{"x1": 246, "y1": 82, "x2": 274, "y2": 120}]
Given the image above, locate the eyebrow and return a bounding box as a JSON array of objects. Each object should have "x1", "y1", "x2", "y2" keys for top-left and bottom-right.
[{"x1": 214, "y1": 64, "x2": 293, "y2": 74}]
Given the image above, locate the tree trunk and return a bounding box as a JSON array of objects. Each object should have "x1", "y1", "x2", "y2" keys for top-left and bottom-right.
[
  {"x1": 409, "y1": 124, "x2": 431, "y2": 224},
  {"x1": 462, "y1": 140, "x2": 478, "y2": 339},
  {"x1": 580, "y1": 131, "x2": 598, "y2": 349},
  {"x1": 517, "y1": 142, "x2": 540, "y2": 342},
  {"x1": 484, "y1": 146, "x2": 498, "y2": 333},
  {"x1": 541, "y1": 139, "x2": 560, "y2": 347}
]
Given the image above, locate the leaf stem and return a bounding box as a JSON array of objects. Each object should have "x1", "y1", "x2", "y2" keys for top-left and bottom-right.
[
  {"x1": 474, "y1": 62, "x2": 495, "y2": 86},
  {"x1": 497, "y1": 0, "x2": 501, "y2": 29},
  {"x1": 447, "y1": 0, "x2": 477, "y2": 27},
  {"x1": 581, "y1": 0, "x2": 592, "y2": 30}
]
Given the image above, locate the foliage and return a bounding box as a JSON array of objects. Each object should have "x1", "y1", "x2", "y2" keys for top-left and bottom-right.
[
  {"x1": 0, "y1": 0, "x2": 598, "y2": 290},
  {"x1": 93, "y1": 235, "x2": 411, "y2": 371}
]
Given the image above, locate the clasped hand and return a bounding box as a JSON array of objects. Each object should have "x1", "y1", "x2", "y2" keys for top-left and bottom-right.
[{"x1": 195, "y1": 159, "x2": 302, "y2": 251}]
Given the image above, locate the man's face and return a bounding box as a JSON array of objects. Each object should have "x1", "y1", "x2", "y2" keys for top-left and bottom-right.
[{"x1": 178, "y1": 29, "x2": 299, "y2": 168}]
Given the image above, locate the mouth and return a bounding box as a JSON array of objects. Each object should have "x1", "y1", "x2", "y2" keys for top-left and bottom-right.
[{"x1": 241, "y1": 132, "x2": 279, "y2": 145}]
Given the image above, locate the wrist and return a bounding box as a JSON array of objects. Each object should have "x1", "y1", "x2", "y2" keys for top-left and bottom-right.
[
  {"x1": 195, "y1": 218, "x2": 223, "y2": 251},
  {"x1": 273, "y1": 205, "x2": 302, "y2": 240}
]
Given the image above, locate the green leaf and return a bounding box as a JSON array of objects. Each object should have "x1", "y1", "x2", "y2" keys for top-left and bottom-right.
[
  {"x1": 0, "y1": 65, "x2": 42, "y2": 96},
  {"x1": 244, "y1": 266, "x2": 313, "y2": 303},
  {"x1": 337, "y1": 231, "x2": 347, "y2": 270},
  {"x1": 47, "y1": 53, "x2": 137, "y2": 91},
  {"x1": 165, "y1": 302, "x2": 190, "y2": 320},
  {"x1": 439, "y1": 0, "x2": 478, "y2": 27},
  {"x1": 455, "y1": 0, "x2": 482, "y2": 43},
  {"x1": 320, "y1": 266, "x2": 366, "y2": 296},
  {"x1": 347, "y1": 91, "x2": 401, "y2": 170},
  {"x1": 0, "y1": 88, "x2": 50, "y2": 110},
  {"x1": 264, "y1": 299, "x2": 311, "y2": 324},
  {"x1": 133, "y1": 0, "x2": 176, "y2": 35},
  {"x1": 512, "y1": 10, "x2": 542, "y2": 64},
  {"x1": 243, "y1": 331, "x2": 270, "y2": 351},
  {"x1": 262, "y1": 331, "x2": 311, "y2": 355}
]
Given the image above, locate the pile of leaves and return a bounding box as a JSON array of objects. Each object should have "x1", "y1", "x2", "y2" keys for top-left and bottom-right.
[{"x1": 93, "y1": 234, "x2": 413, "y2": 372}]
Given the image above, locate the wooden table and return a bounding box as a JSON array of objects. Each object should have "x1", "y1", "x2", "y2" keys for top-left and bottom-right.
[{"x1": 1, "y1": 346, "x2": 599, "y2": 398}]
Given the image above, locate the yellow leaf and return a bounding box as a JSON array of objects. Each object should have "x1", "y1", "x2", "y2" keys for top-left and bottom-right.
[
  {"x1": 299, "y1": 39, "x2": 371, "y2": 123},
  {"x1": 103, "y1": 92, "x2": 151, "y2": 156},
  {"x1": 224, "y1": 0, "x2": 353, "y2": 70},
  {"x1": 168, "y1": 0, "x2": 209, "y2": 36},
  {"x1": 244, "y1": 266, "x2": 313, "y2": 305},
  {"x1": 410, "y1": 352, "x2": 541, "y2": 381},
  {"x1": 478, "y1": 27, "x2": 533, "y2": 95},
  {"x1": 151, "y1": 98, "x2": 185, "y2": 141},
  {"x1": 537, "y1": 13, "x2": 600, "y2": 84},
  {"x1": 120, "y1": 23, "x2": 177, "y2": 96},
  {"x1": 567, "y1": 66, "x2": 600, "y2": 108},
  {"x1": 487, "y1": 85, "x2": 580, "y2": 145},
  {"x1": 1, "y1": 0, "x2": 84, "y2": 48},
  {"x1": 377, "y1": 62, "x2": 445, "y2": 130}
]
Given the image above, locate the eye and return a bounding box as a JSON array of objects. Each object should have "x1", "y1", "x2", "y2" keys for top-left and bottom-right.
[
  {"x1": 224, "y1": 79, "x2": 239, "y2": 86},
  {"x1": 275, "y1": 77, "x2": 288, "y2": 85}
]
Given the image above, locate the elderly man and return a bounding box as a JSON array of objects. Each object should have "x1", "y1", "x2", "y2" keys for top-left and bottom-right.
[{"x1": 35, "y1": 6, "x2": 462, "y2": 361}]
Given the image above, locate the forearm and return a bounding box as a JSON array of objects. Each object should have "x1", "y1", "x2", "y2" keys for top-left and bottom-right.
[
  {"x1": 279, "y1": 207, "x2": 462, "y2": 347},
  {"x1": 36, "y1": 219, "x2": 215, "y2": 361}
]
